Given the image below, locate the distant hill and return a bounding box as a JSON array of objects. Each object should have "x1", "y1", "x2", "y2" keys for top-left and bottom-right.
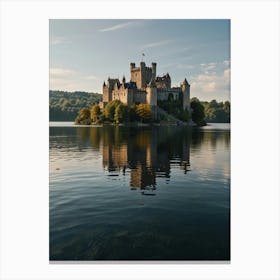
[{"x1": 49, "y1": 90, "x2": 102, "y2": 121}]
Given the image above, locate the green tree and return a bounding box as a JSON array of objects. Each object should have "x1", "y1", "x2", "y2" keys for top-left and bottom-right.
[
  {"x1": 114, "y1": 103, "x2": 129, "y2": 124},
  {"x1": 179, "y1": 108, "x2": 190, "y2": 122},
  {"x1": 129, "y1": 104, "x2": 138, "y2": 122},
  {"x1": 49, "y1": 90, "x2": 102, "y2": 121},
  {"x1": 104, "y1": 100, "x2": 121, "y2": 121},
  {"x1": 209, "y1": 99, "x2": 219, "y2": 109},
  {"x1": 75, "y1": 107, "x2": 91, "y2": 125},
  {"x1": 90, "y1": 103, "x2": 101, "y2": 123},
  {"x1": 203, "y1": 100, "x2": 230, "y2": 123},
  {"x1": 136, "y1": 104, "x2": 152, "y2": 123},
  {"x1": 191, "y1": 98, "x2": 206, "y2": 126},
  {"x1": 223, "y1": 101, "x2": 230, "y2": 114}
]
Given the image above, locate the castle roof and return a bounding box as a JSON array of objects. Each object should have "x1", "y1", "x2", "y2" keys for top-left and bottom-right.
[
  {"x1": 183, "y1": 78, "x2": 190, "y2": 85},
  {"x1": 124, "y1": 81, "x2": 137, "y2": 89},
  {"x1": 156, "y1": 73, "x2": 171, "y2": 81}
]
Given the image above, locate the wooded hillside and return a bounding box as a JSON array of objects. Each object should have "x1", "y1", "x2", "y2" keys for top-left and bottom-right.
[{"x1": 49, "y1": 90, "x2": 102, "y2": 121}]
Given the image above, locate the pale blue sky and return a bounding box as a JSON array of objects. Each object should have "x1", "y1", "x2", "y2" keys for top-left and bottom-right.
[{"x1": 50, "y1": 19, "x2": 230, "y2": 101}]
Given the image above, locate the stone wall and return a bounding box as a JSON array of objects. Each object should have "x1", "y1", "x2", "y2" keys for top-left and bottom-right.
[
  {"x1": 133, "y1": 90, "x2": 147, "y2": 104},
  {"x1": 157, "y1": 88, "x2": 180, "y2": 101},
  {"x1": 112, "y1": 87, "x2": 128, "y2": 104}
]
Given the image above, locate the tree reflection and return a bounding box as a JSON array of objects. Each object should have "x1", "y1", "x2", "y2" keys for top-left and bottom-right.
[{"x1": 72, "y1": 125, "x2": 229, "y2": 192}]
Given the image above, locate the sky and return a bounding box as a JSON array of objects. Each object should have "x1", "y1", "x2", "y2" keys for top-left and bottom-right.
[{"x1": 50, "y1": 19, "x2": 230, "y2": 101}]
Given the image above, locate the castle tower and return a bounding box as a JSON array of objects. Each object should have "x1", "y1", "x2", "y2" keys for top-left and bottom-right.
[
  {"x1": 130, "y1": 63, "x2": 135, "y2": 71},
  {"x1": 166, "y1": 73, "x2": 171, "y2": 88},
  {"x1": 181, "y1": 78, "x2": 190, "y2": 110},
  {"x1": 146, "y1": 78, "x2": 158, "y2": 119},
  {"x1": 130, "y1": 62, "x2": 142, "y2": 89},
  {"x1": 102, "y1": 80, "x2": 110, "y2": 103},
  {"x1": 140, "y1": 62, "x2": 146, "y2": 89},
  {"x1": 146, "y1": 78, "x2": 157, "y2": 106},
  {"x1": 151, "y1": 62, "x2": 157, "y2": 80},
  {"x1": 130, "y1": 62, "x2": 154, "y2": 90}
]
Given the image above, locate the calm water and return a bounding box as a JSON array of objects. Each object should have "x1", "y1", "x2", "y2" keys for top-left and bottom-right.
[{"x1": 49, "y1": 123, "x2": 230, "y2": 261}]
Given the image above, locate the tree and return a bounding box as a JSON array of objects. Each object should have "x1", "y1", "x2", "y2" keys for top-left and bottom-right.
[
  {"x1": 205, "y1": 107, "x2": 217, "y2": 122},
  {"x1": 209, "y1": 99, "x2": 218, "y2": 108},
  {"x1": 179, "y1": 108, "x2": 189, "y2": 122},
  {"x1": 136, "y1": 104, "x2": 152, "y2": 123},
  {"x1": 104, "y1": 100, "x2": 121, "y2": 121},
  {"x1": 203, "y1": 100, "x2": 230, "y2": 123},
  {"x1": 114, "y1": 103, "x2": 129, "y2": 124},
  {"x1": 129, "y1": 104, "x2": 138, "y2": 122},
  {"x1": 75, "y1": 107, "x2": 91, "y2": 125},
  {"x1": 49, "y1": 90, "x2": 102, "y2": 121},
  {"x1": 223, "y1": 101, "x2": 230, "y2": 114},
  {"x1": 191, "y1": 98, "x2": 206, "y2": 126},
  {"x1": 90, "y1": 104, "x2": 101, "y2": 123}
]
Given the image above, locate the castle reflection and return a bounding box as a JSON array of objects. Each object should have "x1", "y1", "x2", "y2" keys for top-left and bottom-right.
[
  {"x1": 97, "y1": 126, "x2": 191, "y2": 192},
  {"x1": 51, "y1": 125, "x2": 229, "y2": 194}
]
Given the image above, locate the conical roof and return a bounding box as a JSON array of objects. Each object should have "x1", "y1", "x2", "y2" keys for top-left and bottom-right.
[{"x1": 183, "y1": 78, "x2": 189, "y2": 85}]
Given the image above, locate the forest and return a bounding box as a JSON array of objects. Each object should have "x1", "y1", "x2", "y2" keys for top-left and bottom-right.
[
  {"x1": 202, "y1": 99, "x2": 230, "y2": 123},
  {"x1": 49, "y1": 90, "x2": 102, "y2": 121}
]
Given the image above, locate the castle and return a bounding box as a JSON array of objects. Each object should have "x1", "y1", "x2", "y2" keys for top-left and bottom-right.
[{"x1": 101, "y1": 61, "x2": 190, "y2": 113}]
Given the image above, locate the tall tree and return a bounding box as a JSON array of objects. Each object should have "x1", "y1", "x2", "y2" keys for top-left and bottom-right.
[
  {"x1": 129, "y1": 104, "x2": 138, "y2": 122},
  {"x1": 114, "y1": 103, "x2": 128, "y2": 124},
  {"x1": 90, "y1": 104, "x2": 101, "y2": 122},
  {"x1": 75, "y1": 107, "x2": 91, "y2": 125},
  {"x1": 191, "y1": 98, "x2": 206, "y2": 126},
  {"x1": 136, "y1": 104, "x2": 152, "y2": 123},
  {"x1": 104, "y1": 100, "x2": 121, "y2": 121}
]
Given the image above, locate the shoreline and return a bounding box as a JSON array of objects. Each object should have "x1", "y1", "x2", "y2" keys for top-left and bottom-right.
[{"x1": 49, "y1": 122, "x2": 191, "y2": 128}]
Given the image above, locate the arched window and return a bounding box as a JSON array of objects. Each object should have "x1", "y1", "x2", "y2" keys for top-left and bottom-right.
[{"x1": 168, "y1": 93, "x2": 174, "y2": 101}]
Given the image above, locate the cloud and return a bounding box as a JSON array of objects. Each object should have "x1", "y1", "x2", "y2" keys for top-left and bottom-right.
[
  {"x1": 142, "y1": 40, "x2": 171, "y2": 49},
  {"x1": 50, "y1": 36, "x2": 69, "y2": 45},
  {"x1": 84, "y1": 75, "x2": 99, "y2": 80},
  {"x1": 49, "y1": 68, "x2": 76, "y2": 76},
  {"x1": 223, "y1": 68, "x2": 230, "y2": 81},
  {"x1": 200, "y1": 62, "x2": 217, "y2": 71},
  {"x1": 49, "y1": 67, "x2": 101, "y2": 92},
  {"x1": 49, "y1": 68, "x2": 77, "y2": 90},
  {"x1": 191, "y1": 68, "x2": 230, "y2": 100},
  {"x1": 99, "y1": 21, "x2": 137, "y2": 32},
  {"x1": 176, "y1": 63, "x2": 195, "y2": 70},
  {"x1": 192, "y1": 74, "x2": 216, "y2": 93}
]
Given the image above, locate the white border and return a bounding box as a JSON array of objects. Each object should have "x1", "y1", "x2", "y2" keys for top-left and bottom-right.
[{"x1": 1, "y1": 0, "x2": 279, "y2": 279}]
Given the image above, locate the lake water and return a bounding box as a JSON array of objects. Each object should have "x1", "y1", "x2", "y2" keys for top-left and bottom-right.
[{"x1": 49, "y1": 123, "x2": 230, "y2": 261}]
